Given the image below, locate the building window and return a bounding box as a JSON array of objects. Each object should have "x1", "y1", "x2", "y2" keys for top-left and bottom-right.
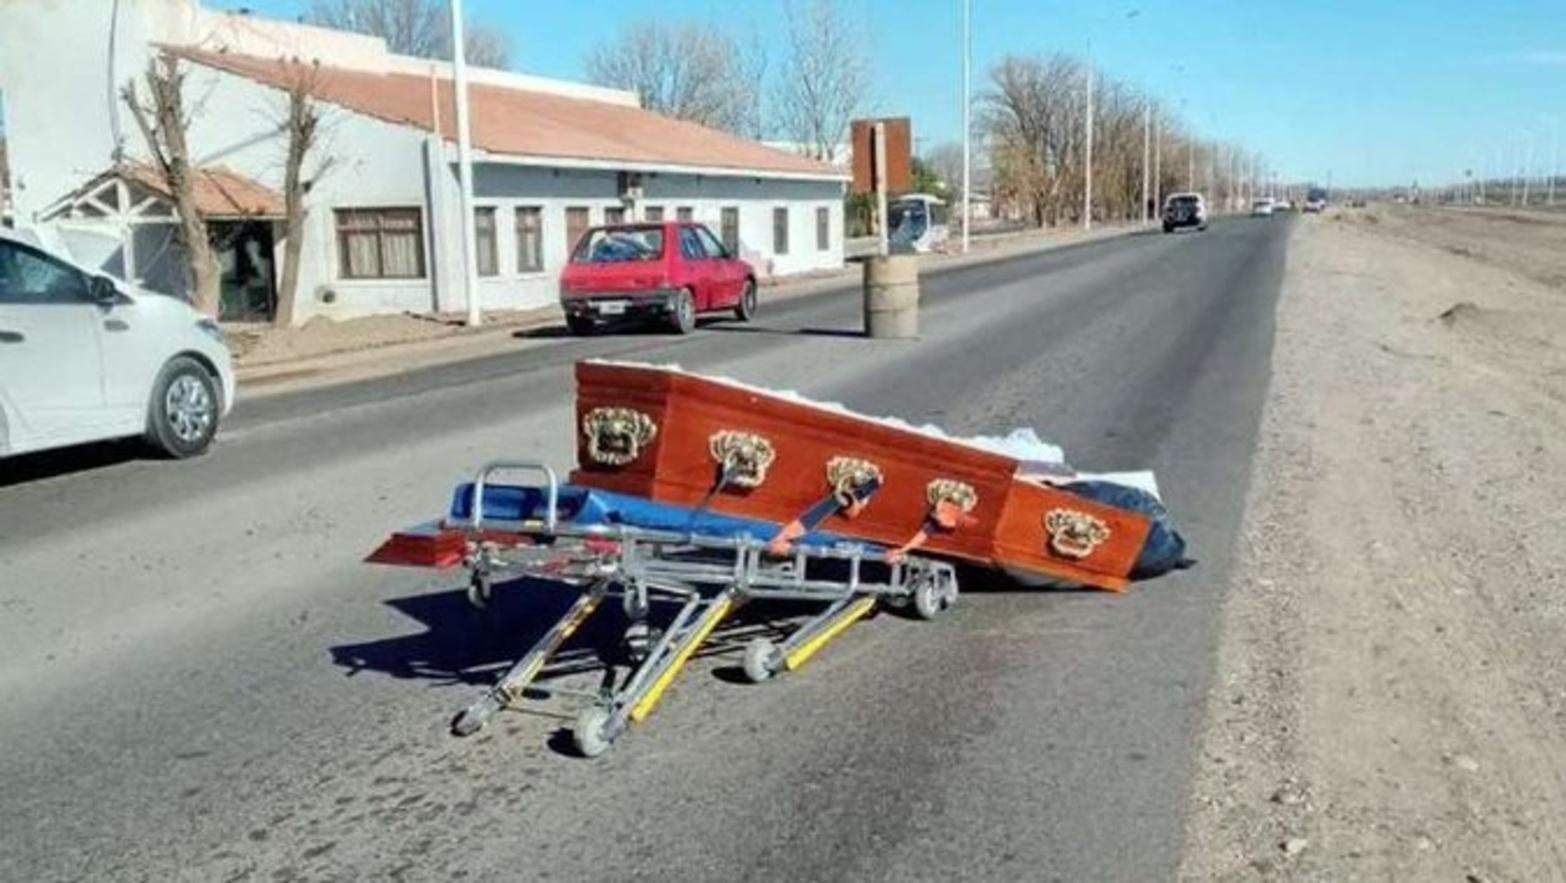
[
  {"x1": 644, "y1": 205, "x2": 664, "y2": 222},
  {"x1": 816, "y1": 206, "x2": 830, "y2": 251},
  {"x1": 721, "y1": 207, "x2": 740, "y2": 254},
  {"x1": 335, "y1": 207, "x2": 425, "y2": 279},
  {"x1": 565, "y1": 206, "x2": 591, "y2": 258},
  {"x1": 772, "y1": 207, "x2": 789, "y2": 255},
  {"x1": 604, "y1": 206, "x2": 625, "y2": 225},
  {"x1": 676, "y1": 206, "x2": 694, "y2": 222},
  {"x1": 515, "y1": 206, "x2": 543, "y2": 273},
  {"x1": 474, "y1": 207, "x2": 498, "y2": 277}
]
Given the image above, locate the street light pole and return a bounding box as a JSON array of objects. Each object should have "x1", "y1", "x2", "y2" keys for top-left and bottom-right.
[
  {"x1": 1551, "y1": 122, "x2": 1560, "y2": 207},
  {"x1": 1141, "y1": 101, "x2": 1151, "y2": 225},
  {"x1": 961, "y1": 0, "x2": 971, "y2": 253},
  {"x1": 1083, "y1": 50, "x2": 1093, "y2": 231},
  {"x1": 450, "y1": 0, "x2": 481, "y2": 328},
  {"x1": 1153, "y1": 110, "x2": 1162, "y2": 217}
]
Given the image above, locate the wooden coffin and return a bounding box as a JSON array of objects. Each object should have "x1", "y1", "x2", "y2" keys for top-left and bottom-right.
[{"x1": 568, "y1": 361, "x2": 1152, "y2": 591}]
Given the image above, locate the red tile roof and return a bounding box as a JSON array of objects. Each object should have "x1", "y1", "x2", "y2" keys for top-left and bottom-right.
[
  {"x1": 172, "y1": 48, "x2": 844, "y2": 180},
  {"x1": 120, "y1": 162, "x2": 285, "y2": 218}
]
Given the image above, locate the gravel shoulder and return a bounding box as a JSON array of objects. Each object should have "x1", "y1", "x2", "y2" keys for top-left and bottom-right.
[{"x1": 1180, "y1": 209, "x2": 1566, "y2": 880}]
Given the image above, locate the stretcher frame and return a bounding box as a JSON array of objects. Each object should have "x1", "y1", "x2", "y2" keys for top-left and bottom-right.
[{"x1": 444, "y1": 461, "x2": 959, "y2": 757}]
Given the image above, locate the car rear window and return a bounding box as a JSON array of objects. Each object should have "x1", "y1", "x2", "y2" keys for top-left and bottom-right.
[
  {"x1": 572, "y1": 227, "x2": 665, "y2": 263},
  {"x1": 1170, "y1": 196, "x2": 1200, "y2": 207}
]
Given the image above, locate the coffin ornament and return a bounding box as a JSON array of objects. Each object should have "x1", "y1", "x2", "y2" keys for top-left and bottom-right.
[
  {"x1": 582, "y1": 406, "x2": 657, "y2": 466},
  {"x1": 1044, "y1": 509, "x2": 1111, "y2": 559},
  {"x1": 925, "y1": 479, "x2": 979, "y2": 529},
  {"x1": 709, "y1": 430, "x2": 777, "y2": 489},
  {"x1": 825, "y1": 456, "x2": 883, "y2": 506}
]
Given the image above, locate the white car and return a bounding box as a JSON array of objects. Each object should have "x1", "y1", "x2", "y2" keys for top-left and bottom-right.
[
  {"x1": 0, "y1": 227, "x2": 235, "y2": 459},
  {"x1": 1250, "y1": 198, "x2": 1275, "y2": 217}
]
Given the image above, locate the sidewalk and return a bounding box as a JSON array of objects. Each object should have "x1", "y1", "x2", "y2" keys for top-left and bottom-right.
[{"x1": 236, "y1": 221, "x2": 1142, "y2": 398}]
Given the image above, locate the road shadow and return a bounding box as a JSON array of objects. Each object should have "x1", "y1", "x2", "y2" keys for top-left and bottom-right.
[
  {"x1": 0, "y1": 438, "x2": 148, "y2": 488},
  {"x1": 703, "y1": 324, "x2": 865, "y2": 339}
]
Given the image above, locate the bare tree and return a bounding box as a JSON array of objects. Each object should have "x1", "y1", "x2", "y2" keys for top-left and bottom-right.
[
  {"x1": 924, "y1": 142, "x2": 965, "y2": 197},
  {"x1": 274, "y1": 61, "x2": 334, "y2": 328},
  {"x1": 309, "y1": 0, "x2": 512, "y2": 68},
  {"x1": 773, "y1": 0, "x2": 868, "y2": 160},
  {"x1": 584, "y1": 21, "x2": 760, "y2": 134},
  {"x1": 982, "y1": 52, "x2": 1259, "y2": 227},
  {"x1": 121, "y1": 55, "x2": 221, "y2": 316}
]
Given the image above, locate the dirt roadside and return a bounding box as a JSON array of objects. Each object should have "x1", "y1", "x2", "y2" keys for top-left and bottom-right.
[
  {"x1": 1180, "y1": 208, "x2": 1566, "y2": 881},
  {"x1": 231, "y1": 221, "x2": 1141, "y2": 398}
]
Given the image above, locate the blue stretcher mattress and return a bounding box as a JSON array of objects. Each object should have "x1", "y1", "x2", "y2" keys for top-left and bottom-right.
[{"x1": 449, "y1": 483, "x2": 879, "y2": 552}]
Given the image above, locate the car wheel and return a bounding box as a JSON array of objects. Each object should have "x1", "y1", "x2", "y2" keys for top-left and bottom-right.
[
  {"x1": 566, "y1": 315, "x2": 596, "y2": 336},
  {"x1": 668, "y1": 288, "x2": 696, "y2": 335},
  {"x1": 145, "y1": 355, "x2": 220, "y2": 459},
  {"x1": 733, "y1": 279, "x2": 758, "y2": 322}
]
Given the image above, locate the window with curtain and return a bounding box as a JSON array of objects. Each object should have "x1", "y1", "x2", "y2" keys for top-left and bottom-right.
[
  {"x1": 603, "y1": 206, "x2": 625, "y2": 225},
  {"x1": 335, "y1": 208, "x2": 425, "y2": 279},
  {"x1": 475, "y1": 207, "x2": 498, "y2": 277},
  {"x1": 515, "y1": 206, "x2": 543, "y2": 273},
  {"x1": 816, "y1": 206, "x2": 830, "y2": 251},
  {"x1": 772, "y1": 207, "x2": 789, "y2": 255},
  {"x1": 644, "y1": 205, "x2": 664, "y2": 222},
  {"x1": 676, "y1": 207, "x2": 694, "y2": 222},
  {"x1": 565, "y1": 206, "x2": 591, "y2": 259}
]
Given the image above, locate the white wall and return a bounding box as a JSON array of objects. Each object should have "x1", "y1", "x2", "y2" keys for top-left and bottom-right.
[{"x1": 0, "y1": 0, "x2": 844, "y2": 324}]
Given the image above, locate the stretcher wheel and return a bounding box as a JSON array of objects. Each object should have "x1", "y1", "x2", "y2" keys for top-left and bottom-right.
[
  {"x1": 913, "y1": 573, "x2": 956, "y2": 621},
  {"x1": 573, "y1": 706, "x2": 614, "y2": 758},
  {"x1": 452, "y1": 694, "x2": 499, "y2": 737},
  {"x1": 742, "y1": 638, "x2": 779, "y2": 683},
  {"x1": 467, "y1": 574, "x2": 492, "y2": 609}
]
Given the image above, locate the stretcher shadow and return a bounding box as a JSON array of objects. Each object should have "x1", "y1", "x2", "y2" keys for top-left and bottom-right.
[{"x1": 327, "y1": 576, "x2": 843, "y2": 693}]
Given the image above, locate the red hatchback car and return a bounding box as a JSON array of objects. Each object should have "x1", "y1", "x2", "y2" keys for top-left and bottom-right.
[{"x1": 559, "y1": 222, "x2": 758, "y2": 335}]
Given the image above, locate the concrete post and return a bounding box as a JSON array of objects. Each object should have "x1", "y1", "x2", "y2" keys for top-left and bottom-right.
[{"x1": 863, "y1": 254, "x2": 920, "y2": 339}]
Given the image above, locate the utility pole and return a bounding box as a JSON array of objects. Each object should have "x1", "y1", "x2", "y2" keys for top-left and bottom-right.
[
  {"x1": 1551, "y1": 122, "x2": 1559, "y2": 207},
  {"x1": 1523, "y1": 138, "x2": 1534, "y2": 206},
  {"x1": 450, "y1": 0, "x2": 482, "y2": 327},
  {"x1": 961, "y1": 0, "x2": 971, "y2": 252},
  {"x1": 1083, "y1": 54, "x2": 1093, "y2": 231},
  {"x1": 1153, "y1": 111, "x2": 1162, "y2": 216},
  {"x1": 1141, "y1": 101, "x2": 1151, "y2": 225},
  {"x1": 1187, "y1": 140, "x2": 1194, "y2": 192}
]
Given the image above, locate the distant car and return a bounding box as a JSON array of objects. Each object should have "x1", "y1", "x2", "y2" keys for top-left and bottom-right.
[
  {"x1": 0, "y1": 227, "x2": 235, "y2": 460},
  {"x1": 1274, "y1": 199, "x2": 1293, "y2": 212},
  {"x1": 558, "y1": 221, "x2": 758, "y2": 335},
  {"x1": 1163, "y1": 192, "x2": 1209, "y2": 232},
  {"x1": 1303, "y1": 188, "x2": 1328, "y2": 213},
  {"x1": 1250, "y1": 198, "x2": 1275, "y2": 217}
]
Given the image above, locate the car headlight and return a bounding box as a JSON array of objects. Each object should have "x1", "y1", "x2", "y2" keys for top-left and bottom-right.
[{"x1": 196, "y1": 318, "x2": 226, "y2": 344}]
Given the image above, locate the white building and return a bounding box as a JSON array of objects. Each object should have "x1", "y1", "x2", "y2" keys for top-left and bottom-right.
[{"x1": 0, "y1": 0, "x2": 847, "y2": 323}]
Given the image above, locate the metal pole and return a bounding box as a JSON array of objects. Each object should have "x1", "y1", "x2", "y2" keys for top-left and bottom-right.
[
  {"x1": 450, "y1": 0, "x2": 482, "y2": 327},
  {"x1": 1551, "y1": 123, "x2": 1559, "y2": 207},
  {"x1": 1083, "y1": 53, "x2": 1093, "y2": 231},
  {"x1": 961, "y1": 0, "x2": 971, "y2": 252},
  {"x1": 1523, "y1": 137, "x2": 1534, "y2": 206},
  {"x1": 1141, "y1": 101, "x2": 1150, "y2": 225},
  {"x1": 874, "y1": 121, "x2": 889, "y2": 256},
  {"x1": 1153, "y1": 111, "x2": 1161, "y2": 217}
]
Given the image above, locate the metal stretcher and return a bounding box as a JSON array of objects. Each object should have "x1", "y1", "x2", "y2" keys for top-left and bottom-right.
[{"x1": 379, "y1": 461, "x2": 959, "y2": 757}]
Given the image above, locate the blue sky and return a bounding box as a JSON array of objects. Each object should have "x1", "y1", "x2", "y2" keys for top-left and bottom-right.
[{"x1": 212, "y1": 1, "x2": 1566, "y2": 187}]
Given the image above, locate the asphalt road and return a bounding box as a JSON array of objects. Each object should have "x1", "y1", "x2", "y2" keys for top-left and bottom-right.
[{"x1": 0, "y1": 217, "x2": 1291, "y2": 882}]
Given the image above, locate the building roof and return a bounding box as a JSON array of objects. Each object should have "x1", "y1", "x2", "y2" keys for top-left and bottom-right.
[
  {"x1": 120, "y1": 162, "x2": 286, "y2": 218},
  {"x1": 172, "y1": 48, "x2": 846, "y2": 182},
  {"x1": 45, "y1": 162, "x2": 284, "y2": 220}
]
